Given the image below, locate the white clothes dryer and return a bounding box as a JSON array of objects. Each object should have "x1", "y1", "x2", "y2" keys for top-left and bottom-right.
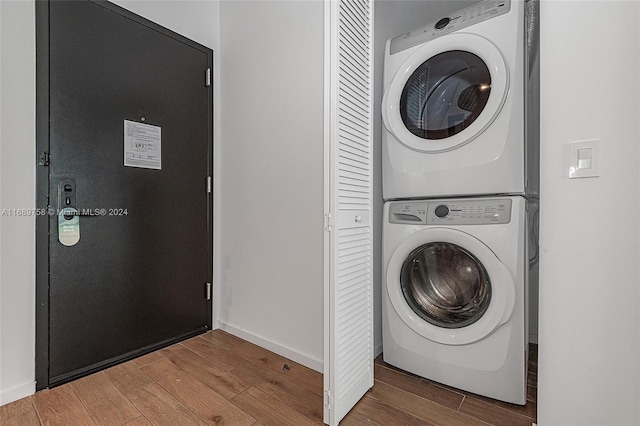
[
  {"x1": 383, "y1": 196, "x2": 528, "y2": 404},
  {"x1": 382, "y1": 0, "x2": 527, "y2": 200}
]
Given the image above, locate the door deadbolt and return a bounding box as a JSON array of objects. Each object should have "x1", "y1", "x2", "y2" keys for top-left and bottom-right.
[
  {"x1": 58, "y1": 179, "x2": 77, "y2": 211},
  {"x1": 58, "y1": 179, "x2": 79, "y2": 246}
]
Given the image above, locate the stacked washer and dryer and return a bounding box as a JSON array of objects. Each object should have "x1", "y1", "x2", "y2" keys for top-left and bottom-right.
[{"x1": 381, "y1": 0, "x2": 538, "y2": 405}]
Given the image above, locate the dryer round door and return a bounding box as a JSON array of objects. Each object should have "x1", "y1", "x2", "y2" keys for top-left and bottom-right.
[
  {"x1": 386, "y1": 228, "x2": 516, "y2": 345},
  {"x1": 382, "y1": 33, "x2": 509, "y2": 153}
]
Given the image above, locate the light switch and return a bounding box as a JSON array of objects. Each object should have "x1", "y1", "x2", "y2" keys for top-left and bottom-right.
[
  {"x1": 569, "y1": 140, "x2": 600, "y2": 178},
  {"x1": 577, "y1": 148, "x2": 592, "y2": 169}
]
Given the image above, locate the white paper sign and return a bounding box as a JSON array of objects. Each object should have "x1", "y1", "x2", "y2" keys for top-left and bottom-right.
[{"x1": 124, "y1": 120, "x2": 161, "y2": 170}]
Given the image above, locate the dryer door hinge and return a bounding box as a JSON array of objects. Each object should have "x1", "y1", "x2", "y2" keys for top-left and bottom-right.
[
  {"x1": 324, "y1": 213, "x2": 333, "y2": 232},
  {"x1": 206, "y1": 68, "x2": 211, "y2": 87},
  {"x1": 205, "y1": 282, "x2": 212, "y2": 300}
]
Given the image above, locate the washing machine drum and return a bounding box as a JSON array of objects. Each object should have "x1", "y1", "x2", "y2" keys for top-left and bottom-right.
[
  {"x1": 401, "y1": 242, "x2": 492, "y2": 329},
  {"x1": 387, "y1": 228, "x2": 516, "y2": 345},
  {"x1": 382, "y1": 33, "x2": 509, "y2": 153}
]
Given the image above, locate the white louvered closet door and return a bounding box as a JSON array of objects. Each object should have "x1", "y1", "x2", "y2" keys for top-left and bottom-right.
[{"x1": 323, "y1": 0, "x2": 374, "y2": 424}]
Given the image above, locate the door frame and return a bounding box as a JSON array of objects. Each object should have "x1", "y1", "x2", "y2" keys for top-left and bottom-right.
[{"x1": 35, "y1": 0, "x2": 214, "y2": 390}]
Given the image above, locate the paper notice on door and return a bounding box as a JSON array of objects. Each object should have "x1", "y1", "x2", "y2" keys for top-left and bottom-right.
[{"x1": 124, "y1": 120, "x2": 161, "y2": 170}]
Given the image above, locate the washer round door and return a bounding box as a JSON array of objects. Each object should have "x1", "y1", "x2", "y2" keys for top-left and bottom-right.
[
  {"x1": 386, "y1": 228, "x2": 515, "y2": 345},
  {"x1": 382, "y1": 33, "x2": 509, "y2": 153}
]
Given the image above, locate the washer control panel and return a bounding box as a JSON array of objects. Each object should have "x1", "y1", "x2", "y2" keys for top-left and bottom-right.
[
  {"x1": 427, "y1": 198, "x2": 512, "y2": 225},
  {"x1": 389, "y1": 198, "x2": 512, "y2": 225},
  {"x1": 390, "y1": 0, "x2": 511, "y2": 55}
]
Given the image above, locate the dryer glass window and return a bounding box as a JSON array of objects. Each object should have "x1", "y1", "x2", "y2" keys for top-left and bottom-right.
[
  {"x1": 400, "y1": 242, "x2": 491, "y2": 328},
  {"x1": 400, "y1": 51, "x2": 491, "y2": 140}
]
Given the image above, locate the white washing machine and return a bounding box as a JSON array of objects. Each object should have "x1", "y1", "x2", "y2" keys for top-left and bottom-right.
[
  {"x1": 383, "y1": 196, "x2": 528, "y2": 404},
  {"x1": 382, "y1": 0, "x2": 527, "y2": 200}
]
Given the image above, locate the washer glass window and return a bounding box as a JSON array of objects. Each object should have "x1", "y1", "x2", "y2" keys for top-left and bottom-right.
[
  {"x1": 400, "y1": 50, "x2": 491, "y2": 140},
  {"x1": 400, "y1": 242, "x2": 491, "y2": 328}
]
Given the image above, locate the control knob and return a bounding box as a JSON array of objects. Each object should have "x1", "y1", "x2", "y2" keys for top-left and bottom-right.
[{"x1": 434, "y1": 204, "x2": 450, "y2": 218}]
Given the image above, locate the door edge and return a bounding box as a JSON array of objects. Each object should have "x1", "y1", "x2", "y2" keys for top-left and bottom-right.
[{"x1": 35, "y1": 0, "x2": 50, "y2": 391}]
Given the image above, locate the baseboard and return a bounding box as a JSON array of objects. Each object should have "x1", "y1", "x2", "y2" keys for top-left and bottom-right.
[
  {"x1": 0, "y1": 381, "x2": 35, "y2": 406},
  {"x1": 374, "y1": 342, "x2": 383, "y2": 358},
  {"x1": 211, "y1": 317, "x2": 221, "y2": 331},
  {"x1": 217, "y1": 322, "x2": 323, "y2": 373}
]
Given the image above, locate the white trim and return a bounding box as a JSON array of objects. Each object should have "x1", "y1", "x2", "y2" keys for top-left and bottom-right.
[
  {"x1": 0, "y1": 382, "x2": 35, "y2": 406},
  {"x1": 211, "y1": 281, "x2": 221, "y2": 330},
  {"x1": 218, "y1": 322, "x2": 323, "y2": 373},
  {"x1": 212, "y1": 45, "x2": 221, "y2": 330},
  {"x1": 322, "y1": 0, "x2": 337, "y2": 423},
  {"x1": 374, "y1": 342, "x2": 383, "y2": 358}
]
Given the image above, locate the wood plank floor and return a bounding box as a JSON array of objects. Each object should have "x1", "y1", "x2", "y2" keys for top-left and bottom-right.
[{"x1": 0, "y1": 331, "x2": 537, "y2": 425}]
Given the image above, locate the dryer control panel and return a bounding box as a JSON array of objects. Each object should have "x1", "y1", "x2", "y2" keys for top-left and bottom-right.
[
  {"x1": 389, "y1": 198, "x2": 512, "y2": 225},
  {"x1": 390, "y1": 0, "x2": 512, "y2": 55}
]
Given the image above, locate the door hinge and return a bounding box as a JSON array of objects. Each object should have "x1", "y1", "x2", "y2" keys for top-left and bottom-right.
[
  {"x1": 324, "y1": 212, "x2": 333, "y2": 232},
  {"x1": 325, "y1": 390, "x2": 333, "y2": 409},
  {"x1": 207, "y1": 176, "x2": 212, "y2": 193},
  {"x1": 206, "y1": 282, "x2": 212, "y2": 300},
  {"x1": 206, "y1": 68, "x2": 211, "y2": 87},
  {"x1": 38, "y1": 151, "x2": 50, "y2": 167}
]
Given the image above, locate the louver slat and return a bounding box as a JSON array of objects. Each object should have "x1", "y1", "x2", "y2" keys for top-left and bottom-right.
[{"x1": 325, "y1": 0, "x2": 373, "y2": 424}]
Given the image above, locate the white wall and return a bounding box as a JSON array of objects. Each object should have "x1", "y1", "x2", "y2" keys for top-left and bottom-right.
[
  {"x1": 218, "y1": 0, "x2": 325, "y2": 371},
  {"x1": 0, "y1": 0, "x2": 37, "y2": 405},
  {"x1": 538, "y1": 1, "x2": 640, "y2": 424},
  {"x1": 0, "y1": 0, "x2": 220, "y2": 405}
]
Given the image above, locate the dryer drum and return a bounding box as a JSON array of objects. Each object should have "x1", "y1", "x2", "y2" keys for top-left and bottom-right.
[
  {"x1": 399, "y1": 50, "x2": 491, "y2": 140},
  {"x1": 400, "y1": 242, "x2": 491, "y2": 329}
]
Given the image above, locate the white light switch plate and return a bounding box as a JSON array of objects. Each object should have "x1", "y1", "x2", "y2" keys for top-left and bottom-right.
[{"x1": 568, "y1": 139, "x2": 600, "y2": 178}]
